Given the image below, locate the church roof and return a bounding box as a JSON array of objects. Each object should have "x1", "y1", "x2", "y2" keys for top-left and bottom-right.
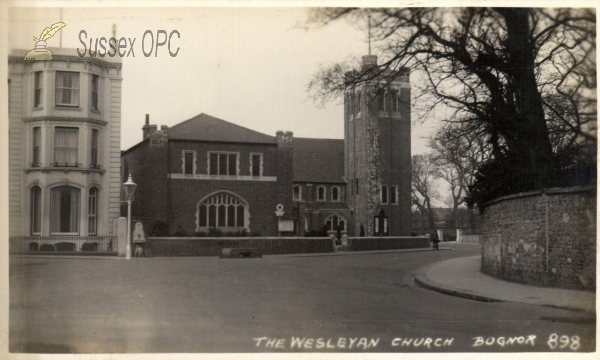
[
  {"x1": 168, "y1": 113, "x2": 277, "y2": 144},
  {"x1": 293, "y1": 138, "x2": 345, "y2": 184}
]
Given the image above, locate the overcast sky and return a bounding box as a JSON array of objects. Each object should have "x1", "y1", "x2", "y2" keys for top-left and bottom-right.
[{"x1": 8, "y1": 6, "x2": 438, "y2": 153}]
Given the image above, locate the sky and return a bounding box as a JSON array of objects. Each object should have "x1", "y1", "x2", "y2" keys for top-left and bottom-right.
[{"x1": 7, "y1": 5, "x2": 438, "y2": 153}]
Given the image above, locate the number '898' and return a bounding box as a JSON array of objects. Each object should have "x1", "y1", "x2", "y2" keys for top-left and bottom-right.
[{"x1": 547, "y1": 334, "x2": 580, "y2": 350}]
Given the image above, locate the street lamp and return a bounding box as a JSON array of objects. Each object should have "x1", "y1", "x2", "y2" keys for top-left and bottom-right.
[{"x1": 123, "y1": 174, "x2": 137, "y2": 260}]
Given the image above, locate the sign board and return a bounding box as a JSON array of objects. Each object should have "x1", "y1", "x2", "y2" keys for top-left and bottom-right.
[{"x1": 278, "y1": 220, "x2": 294, "y2": 232}]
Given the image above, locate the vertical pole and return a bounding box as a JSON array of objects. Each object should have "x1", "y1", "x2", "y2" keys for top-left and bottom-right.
[
  {"x1": 59, "y1": 8, "x2": 63, "y2": 48},
  {"x1": 545, "y1": 195, "x2": 549, "y2": 269},
  {"x1": 368, "y1": 15, "x2": 371, "y2": 55},
  {"x1": 126, "y1": 199, "x2": 132, "y2": 260}
]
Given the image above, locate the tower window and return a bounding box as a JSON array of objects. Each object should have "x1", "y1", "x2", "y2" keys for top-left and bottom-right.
[
  {"x1": 34, "y1": 71, "x2": 42, "y2": 107},
  {"x1": 381, "y1": 185, "x2": 388, "y2": 204},
  {"x1": 388, "y1": 89, "x2": 398, "y2": 112},
  {"x1": 355, "y1": 178, "x2": 360, "y2": 196},
  {"x1": 317, "y1": 185, "x2": 326, "y2": 201},
  {"x1": 390, "y1": 185, "x2": 398, "y2": 205},
  {"x1": 55, "y1": 72, "x2": 80, "y2": 107},
  {"x1": 376, "y1": 89, "x2": 385, "y2": 111}
]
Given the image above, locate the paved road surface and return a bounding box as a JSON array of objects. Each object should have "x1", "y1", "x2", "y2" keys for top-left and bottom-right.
[{"x1": 9, "y1": 244, "x2": 595, "y2": 353}]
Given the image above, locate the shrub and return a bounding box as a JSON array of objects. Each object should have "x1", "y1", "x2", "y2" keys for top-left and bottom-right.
[
  {"x1": 172, "y1": 225, "x2": 187, "y2": 237},
  {"x1": 149, "y1": 220, "x2": 170, "y2": 237}
]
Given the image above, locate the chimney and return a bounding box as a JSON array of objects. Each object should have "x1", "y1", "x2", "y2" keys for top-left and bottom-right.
[
  {"x1": 276, "y1": 130, "x2": 284, "y2": 145},
  {"x1": 160, "y1": 125, "x2": 169, "y2": 135},
  {"x1": 142, "y1": 114, "x2": 152, "y2": 139},
  {"x1": 361, "y1": 55, "x2": 378, "y2": 70},
  {"x1": 283, "y1": 131, "x2": 294, "y2": 146}
]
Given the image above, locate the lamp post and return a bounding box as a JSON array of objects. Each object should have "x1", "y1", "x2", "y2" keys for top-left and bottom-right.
[{"x1": 123, "y1": 174, "x2": 137, "y2": 260}]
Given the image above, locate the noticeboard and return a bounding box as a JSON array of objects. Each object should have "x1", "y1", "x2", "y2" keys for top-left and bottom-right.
[{"x1": 278, "y1": 220, "x2": 294, "y2": 232}]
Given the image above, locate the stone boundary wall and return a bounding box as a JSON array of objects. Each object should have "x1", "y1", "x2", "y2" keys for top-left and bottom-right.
[
  {"x1": 347, "y1": 236, "x2": 430, "y2": 251},
  {"x1": 481, "y1": 186, "x2": 596, "y2": 291},
  {"x1": 146, "y1": 237, "x2": 335, "y2": 257},
  {"x1": 460, "y1": 235, "x2": 481, "y2": 244}
]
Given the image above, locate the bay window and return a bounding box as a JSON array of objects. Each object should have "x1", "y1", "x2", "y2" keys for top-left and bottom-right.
[
  {"x1": 31, "y1": 186, "x2": 42, "y2": 235},
  {"x1": 50, "y1": 186, "x2": 80, "y2": 234},
  {"x1": 55, "y1": 72, "x2": 80, "y2": 107},
  {"x1": 54, "y1": 127, "x2": 79, "y2": 166}
]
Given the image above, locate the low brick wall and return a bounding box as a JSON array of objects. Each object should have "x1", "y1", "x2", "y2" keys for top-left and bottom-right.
[
  {"x1": 145, "y1": 237, "x2": 335, "y2": 257},
  {"x1": 460, "y1": 235, "x2": 481, "y2": 244},
  {"x1": 481, "y1": 186, "x2": 596, "y2": 291},
  {"x1": 347, "y1": 236, "x2": 430, "y2": 251}
]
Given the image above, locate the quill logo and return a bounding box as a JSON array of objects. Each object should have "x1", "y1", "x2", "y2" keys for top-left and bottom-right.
[{"x1": 23, "y1": 22, "x2": 66, "y2": 61}]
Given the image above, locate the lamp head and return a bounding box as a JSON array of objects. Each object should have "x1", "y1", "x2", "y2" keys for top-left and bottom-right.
[{"x1": 123, "y1": 174, "x2": 137, "y2": 198}]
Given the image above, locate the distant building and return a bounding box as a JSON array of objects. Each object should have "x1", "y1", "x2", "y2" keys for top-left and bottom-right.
[
  {"x1": 8, "y1": 48, "x2": 123, "y2": 242},
  {"x1": 122, "y1": 55, "x2": 412, "y2": 237}
]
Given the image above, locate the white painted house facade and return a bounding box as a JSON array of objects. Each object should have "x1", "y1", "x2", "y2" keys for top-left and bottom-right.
[{"x1": 8, "y1": 48, "x2": 122, "y2": 245}]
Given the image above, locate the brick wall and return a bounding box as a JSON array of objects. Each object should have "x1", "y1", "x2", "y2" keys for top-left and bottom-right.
[
  {"x1": 347, "y1": 236, "x2": 430, "y2": 251},
  {"x1": 481, "y1": 186, "x2": 596, "y2": 290},
  {"x1": 146, "y1": 237, "x2": 335, "y2": 256},
  {"x1": 122, "y1": 137, "x2": 293, "y2": 237}
]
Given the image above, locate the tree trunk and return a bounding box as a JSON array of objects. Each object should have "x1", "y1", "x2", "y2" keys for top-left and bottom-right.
[{"x1": 498, "y1": 8, "x2": 557, "y2": 189}]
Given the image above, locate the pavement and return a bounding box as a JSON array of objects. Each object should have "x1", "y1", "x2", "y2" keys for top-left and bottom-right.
[{"x1": 414, "y1": 255, "x2": 596, "y2": 315}]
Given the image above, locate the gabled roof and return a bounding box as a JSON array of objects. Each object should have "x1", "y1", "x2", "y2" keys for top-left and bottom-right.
[
  {"x1": 293, "y1": 137, "x2": 345, "y2": 183},
  {"x1": 168, "y1": 113, "x2": 276, "y2": 144}
]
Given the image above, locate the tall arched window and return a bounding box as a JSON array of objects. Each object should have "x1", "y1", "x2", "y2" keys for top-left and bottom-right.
[
  {"x1": 317, "y1": 185, "x2": 326, "y2": 201},
  {"x1": 293, "y1": 185, "x2": 302, "y2": 201},
  {"x1": 50, "y1": 186, "x2": 80, "y2": 234},
  {"x1": 197, "y1": 192, "x2": 249, "y2": 231},
  {"x1": 325, "y1": 214, "x2": 347, "y2": 232},
  {"x1": 331, "y1": 186, "x2": 340, "y2": 201},
  {"x1": 31, "y1": 186, "x2": 42, "y2": 235},
  {"x1": 88, "y1": 188, "x2": 98, "y2": 235}
]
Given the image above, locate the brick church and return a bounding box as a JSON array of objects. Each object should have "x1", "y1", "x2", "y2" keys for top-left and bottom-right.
[{"x1": 121, "y1": 55, "x2": 411, "y2": 237}]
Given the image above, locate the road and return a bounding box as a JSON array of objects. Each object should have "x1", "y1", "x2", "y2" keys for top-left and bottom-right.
[{"x1": 9, "y1": 244, "x2": 595, "y2": 353}]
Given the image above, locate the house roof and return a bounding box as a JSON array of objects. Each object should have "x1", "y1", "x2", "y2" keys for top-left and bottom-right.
[
  {"x1": 168, "y1": 113, "x2": 277, "y2": 144},
  {"x1": 293, "y1": 137, "x2": 345, "y2": 183}
]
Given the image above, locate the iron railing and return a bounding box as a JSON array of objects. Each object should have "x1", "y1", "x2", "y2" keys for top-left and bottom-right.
[{"x1": 11, "y1": 236, "x2": 117, "y2": 253}]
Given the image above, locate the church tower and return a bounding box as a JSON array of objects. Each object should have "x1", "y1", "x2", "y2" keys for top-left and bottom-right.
[{"x1": 344, "y1": 55, "x2": 411, "y2": 236}]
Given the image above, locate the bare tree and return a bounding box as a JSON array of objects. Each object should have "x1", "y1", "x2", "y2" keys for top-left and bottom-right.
[
  {"x1": 429, "y1": 122, "x2": 492, "y2": 230},
  {"x1": 411, "y1": 154, "x2": 440, "y2": 234},
  {"x1": 307, "y1": 8, "x2": 596, "y2": 205}
]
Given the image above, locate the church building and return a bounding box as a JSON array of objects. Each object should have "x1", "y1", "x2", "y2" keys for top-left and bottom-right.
[{"x1": 121, "y1": 55, "x2": 411, "y2": 237}]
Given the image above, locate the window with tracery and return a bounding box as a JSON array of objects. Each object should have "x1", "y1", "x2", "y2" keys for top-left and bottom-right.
[
  {"x1": 197, "y1": 192, "x2": 248, "y2": 230},
  {"x1": 325, "y1": 214, "x2": 347, "y2": 232}
]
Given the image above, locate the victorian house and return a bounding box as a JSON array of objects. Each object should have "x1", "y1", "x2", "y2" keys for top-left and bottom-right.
[{"x1": 8, "y1": 48, "x2": 123, "y2": 251}]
